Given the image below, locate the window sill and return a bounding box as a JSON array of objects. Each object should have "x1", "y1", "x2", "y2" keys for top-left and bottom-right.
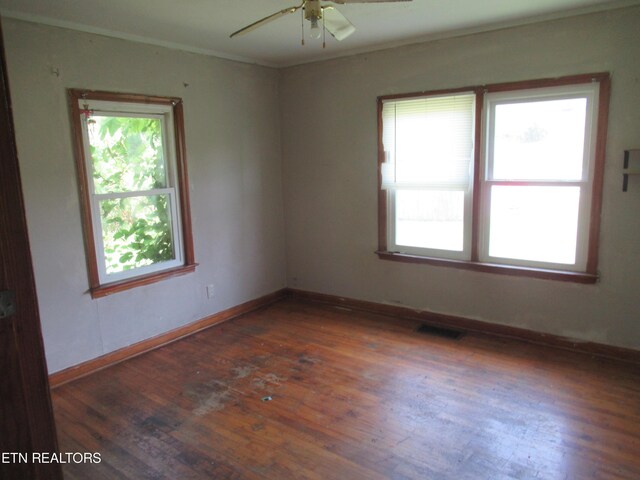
[
  {"x1": 89, "y1": 263, "x2": 198, "y2": 299},
  {"x1": 376, "y1": 251, "x2": 597, "y2": 284}
]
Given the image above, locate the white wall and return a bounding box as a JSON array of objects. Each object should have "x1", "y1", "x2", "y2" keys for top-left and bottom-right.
[
  {"x1": 280, "y1": 7, "x2": 640, "y2": 350},
  {"x1": 2, "y1": 19, "x2": 287, "y2": 373},
  {"x1": 3, "y1": 6, "x2": 640, "y2": 374}
]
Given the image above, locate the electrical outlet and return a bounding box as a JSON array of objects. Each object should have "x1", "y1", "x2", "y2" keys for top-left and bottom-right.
[{"x1": 206, "y1": 284, "x2": 215, "y2": 299}]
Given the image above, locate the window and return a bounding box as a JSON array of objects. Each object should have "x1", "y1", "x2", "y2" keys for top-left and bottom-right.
[
  {"x1": 381, "y1": 92, "x2": 475, "y2": 260},
  {"x1": 70, "y1": 90, "x2": 195, "y2": 297},
  {"x1": 377, "y1": 74, "x2": 610, "y2": 283}
]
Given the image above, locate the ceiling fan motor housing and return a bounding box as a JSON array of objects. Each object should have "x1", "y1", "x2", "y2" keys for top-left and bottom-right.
[
  {"x1": 230, "y1": 0, "x2": 359, "y2": 42},
  {"x1": 305, "y1": 0, "x2": 323, "y2": 21}
]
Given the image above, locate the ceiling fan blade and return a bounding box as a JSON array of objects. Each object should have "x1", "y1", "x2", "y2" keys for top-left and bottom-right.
[
  {"x1": 322, "y1": 7, "x2": 356, "y2": 41},
  {"x1": 330, "y1": 0, "x2": 411, "y2": 3},
  {"x1": 230, "y1": 4, "x2": 303, "y2": 38}
]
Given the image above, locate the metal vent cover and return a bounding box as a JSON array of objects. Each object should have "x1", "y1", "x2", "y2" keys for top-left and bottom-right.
[{"x1": 416, "y1": 323, "x2": 464, "y2": 340}]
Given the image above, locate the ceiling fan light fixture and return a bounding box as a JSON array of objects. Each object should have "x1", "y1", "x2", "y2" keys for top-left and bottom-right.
[
  {"x1": 230, "y1": 0, "x2": 410, "y2": 43},
  {"x1": 309, "y1": 17, "x2": 322, "y2": 39}
]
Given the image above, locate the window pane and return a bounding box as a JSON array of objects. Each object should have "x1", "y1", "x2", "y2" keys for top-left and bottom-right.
[
  {"x1": 100, "y1": 194, "x2": 175, "y2": 274},
  {"x1": 488, "y1": 186, "x2": 580, "y2": 265},
  {"x1": 396, "y1": 190, "x2": 464, "y2": 251},
  {"x1": 492, "y1": 98, "x2": 587, "y2": 180},
  {"x1": 88, "y1": 115, "x2": 166, "y2": 194}
]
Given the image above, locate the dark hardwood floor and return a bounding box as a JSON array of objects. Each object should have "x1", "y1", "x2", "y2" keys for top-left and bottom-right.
[{"x1": 52, "y1": 298, "x2": 640, "y2": 479}]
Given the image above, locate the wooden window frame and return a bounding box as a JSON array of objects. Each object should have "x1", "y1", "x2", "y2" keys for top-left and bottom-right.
[
  {"x1": 376, "y1": 73, "x2": 610, "y2": 284},
  {"x1": 69, "y1": 90, "x2": 196, "y2": 298}
]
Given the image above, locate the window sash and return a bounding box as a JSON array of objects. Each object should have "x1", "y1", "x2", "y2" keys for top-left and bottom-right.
[
  {"x1": 478, "y1": 183, "x2": 590, "y2": 271},
  {"x1": 86, "y1": 111, "x2": 171, "y2": 195},
  {"x1": 388, "y1": 187, "x2": 473, "y2": 261},
  {"x1": 484, "y1": 85, "x2": 597, "y2": 183},
  {"x1": 91, "y1": 189, "x2": 184, "y2": 283}
]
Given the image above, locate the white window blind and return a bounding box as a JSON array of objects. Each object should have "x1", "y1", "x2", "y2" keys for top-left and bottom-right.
[
  {"x1": 381, "y1": 93, "x2": 475, "y2": 190},
  {"x1": 381, "y1": 93, "x2": 475, "y2": 259}
]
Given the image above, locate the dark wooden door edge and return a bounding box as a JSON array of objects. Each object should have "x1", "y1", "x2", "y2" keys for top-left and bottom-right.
[{"x1": 0, "y1": 17, "x2": 62, "y2": 480}]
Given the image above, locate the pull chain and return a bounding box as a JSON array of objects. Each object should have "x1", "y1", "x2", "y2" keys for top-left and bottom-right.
[
  {"x1": 322, "y1": 9, "x2": 326, "y2": 48},
  {"x1": 301, "y1": 7, "x2": 305, "y2": 45}
]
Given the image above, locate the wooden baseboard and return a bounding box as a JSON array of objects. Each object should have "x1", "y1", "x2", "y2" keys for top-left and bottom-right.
[
  {"x1": 50, "y1": 286, "x2": 639, "y2": 388},
  {"x1": 285, "y1": 288, "x2": 640, "y2": 364},
  {"x1": 49, "y1": 289, "x2": 287, "y2": 388}
]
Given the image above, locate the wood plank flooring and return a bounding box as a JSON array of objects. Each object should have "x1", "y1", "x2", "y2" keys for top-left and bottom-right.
[{"x1": 51, "y1": 298, "x2": 640, "y2": 479}]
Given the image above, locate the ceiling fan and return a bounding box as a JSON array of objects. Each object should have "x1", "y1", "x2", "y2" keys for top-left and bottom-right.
[{"x1": 230, "y1": 0, "x2": 411, "y2": 46}]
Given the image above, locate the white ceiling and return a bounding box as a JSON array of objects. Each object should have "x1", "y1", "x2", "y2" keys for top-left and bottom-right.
[{"x1": 0, "y1": 0, "x2": 637, "y2": 67}]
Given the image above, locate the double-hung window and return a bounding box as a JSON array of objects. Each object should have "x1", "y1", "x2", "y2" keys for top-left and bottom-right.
[
  {"x1": 481, "y1": 84, "x2": 598, "y2": 271},
  {"x1": 381, "y1": 92, "x2": 476, "y2": 260},
  {"x1": 70, "y1": 90, "x2": 195, "y2": 297},
  {"x1": 378, "y1": 74, "x2": 609, "y2": 282}
]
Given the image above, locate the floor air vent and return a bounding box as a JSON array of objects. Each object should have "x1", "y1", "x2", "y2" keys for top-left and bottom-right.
[{"x1": 416, "y1": 323, "x2": 464, "y2": 340}]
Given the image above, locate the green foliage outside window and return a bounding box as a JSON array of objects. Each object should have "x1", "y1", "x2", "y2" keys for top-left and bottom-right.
[{"x1": 88, "y1": 116, "x2": 175, "y2": 274}]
